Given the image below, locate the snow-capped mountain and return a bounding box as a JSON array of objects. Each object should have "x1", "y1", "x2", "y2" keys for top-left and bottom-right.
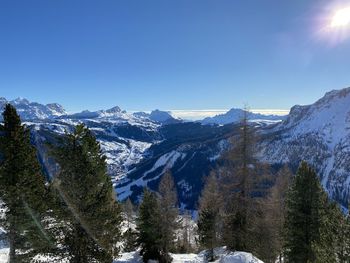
[
  {"x1": 2, "y1": 87, "x2": 350, "y2": 209},
  {"x1": 259, "y1": 87, "x2": 350, "y2": 207},
  {"x1": 201, "y1": 108, "x2": 285, "y2": 125},
  {"x1": 31, "y1": 117, "x2": 160, "y2": 182},
  {"x1": 0, "y1": 97, "x2": 66, "y2": 120},
  {"x1": 133, "y1": 110, "x2": 181, "y2": 124},
  {"x1": 29, "y1": 104, "x2": 162, "y2": 179},
  {"x1": 115, "y1": 87, "x2": 350, "y2": 208},
  {"x1": 62, "y1": 106, "x2": 160, "y2": 130},
  {"x1": 66, "y1": 106, "x2": 125, "y2": 119},
  {"x1": 149, "y1": 109, "x2": 177, "y2": 123}
]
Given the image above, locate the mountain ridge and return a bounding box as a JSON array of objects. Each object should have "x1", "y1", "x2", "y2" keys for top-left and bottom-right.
[
  {"x1": 0, "y1": 97, "x2": 67, "y2": 120},
  {"x1": 201, "y1": 107, "x2": 285, "y2": 125},
  {"x1": 1, "y1": 87, "x2": 350, "y2": 208},
  {"x1": 0, "y1": 97, "x2": 286, "y2": 125},
  {"x1": 259, "y1": 87, "x2": 350, "y2": 207}
]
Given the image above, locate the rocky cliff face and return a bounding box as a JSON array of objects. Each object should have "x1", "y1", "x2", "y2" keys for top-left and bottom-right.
[{"x1": 258, "y1": 87, "x2": 350, "y2": 207}]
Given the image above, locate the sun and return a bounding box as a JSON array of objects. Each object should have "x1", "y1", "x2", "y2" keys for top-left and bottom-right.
[{"x1": 331, "y1": 7, "x2": 350, "y2": 27}]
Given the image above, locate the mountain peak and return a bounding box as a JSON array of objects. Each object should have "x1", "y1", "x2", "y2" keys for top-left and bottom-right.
[
  {"x1": 12, "y1": 97, "x2": 30, "y2": 105},
  {"x1": 149, "y1": 109, "x2": 174, "y2": 122},
  {"x1": 0, "y1": 97, "x2": 66, "y2": 120},
  {"x1": 106, "y1": 106, "x2": 122, "y2": 114},
  {"x1": 201, "y1": 108, "x2": 283, "y2": 125},
  {"x1": 283, "y1": 86, "x2": 350, "y2": 129},
  {"x1": 46, "y1": 103, "x2": 67, "y2": 116},
  {"x1": 324, "y1": 86, "x2": 350, "y2": 98},
  {"x1": 314, "y1": 87, "x2": 350, "y2": 108}
]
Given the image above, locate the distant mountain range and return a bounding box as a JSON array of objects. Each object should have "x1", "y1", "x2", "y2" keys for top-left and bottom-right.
[
  {"x1": 0, "y1": 97, "x2": 66, "y2": 120},
  {"x1": 0, "y1": 97, "x2": 285, "y2": 125},
  {"x1": 1, "y1": 87, "x2": 350, "y2": 209},
  {"x1": 0, "y1": 97, "x2": 179, "y2": 125},
  {"x1": 201, "y1": 108, "x2": 285, "y2": 125}
]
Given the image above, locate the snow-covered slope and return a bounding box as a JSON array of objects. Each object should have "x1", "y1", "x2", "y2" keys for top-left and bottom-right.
[
  {"x1": 2, "y1": 87, "x2": 350, "y2": 208},
  {"x1": 259, "y1": 87, "x2": 350, "y2": 206},
  {"x1": 201, "y1": 108, "x2": 284, "y2": 125},
  {"x1": 0, "y1": 97, "x2": 66, "y2": 120},
  {"x1": 0, "y1": 100, "x2": 162, "y2": 181},
  {"x1": 115, "y1": 122, "x2": 235, "y2": 207},
  {"x1": 30, "y1": 117, "x2": 160, "y2": 182},
  {"x1": 0, "y1": 247, "x2": 263, "y2": 263},
  {"x1": 116, "y1": 87, "x2": 350, "y2": 208},
  {"x1": 115, "y1": 248, "x2": 263, "y2": 263}
]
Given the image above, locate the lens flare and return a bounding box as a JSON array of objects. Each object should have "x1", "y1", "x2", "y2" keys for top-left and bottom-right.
[
  {"x1": 314, "y1": 3, "x2": 350, "y2": 45},
  {"x1": 331, "y1": 7, "x2": 350, "y2": 27}
]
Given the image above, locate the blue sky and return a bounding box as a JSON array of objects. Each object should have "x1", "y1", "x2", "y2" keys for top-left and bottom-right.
[{"x1": 0, "y1": 0, "x2": 350, "y2": 113}]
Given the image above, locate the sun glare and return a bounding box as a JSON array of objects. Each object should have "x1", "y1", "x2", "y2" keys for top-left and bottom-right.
[
  {"x1": 331, "y1": 7, "x2": 350, "y2": 27},
  {"x1": 316, "y1": 3, "x2": 350, "y2": 45}
]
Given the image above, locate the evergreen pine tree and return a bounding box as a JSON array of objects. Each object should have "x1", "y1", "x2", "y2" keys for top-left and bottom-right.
[
  {"x1": 343, "y1": 208, "x2": 350, "y2": 262},
  {"x1": 122, "y1": 228, "x2": 138, "y2": 253},
  {"x1": 0, "y1": 104, "x2": 49, "y2": 262},
  {"x1": 334, "y1": 205, "x2": 350, "y2": 263},
  {"x1": 51, "y1": 124, "x2": 122, "y2": 263},
  {"x1": 313, "y1": 200, "x2": 344, "y2": 262},
  {"x1": 136, "y1": 189, "x2": 162, "y2": 263},
  {"x1": 283, "y1": 161, "x2": 329, "y2": 262},
  {"x1": 197, "y1": 172, "x2": 223, "y2": 261},
  {"x1": 158, "y1": 171, "x2": 179, "y2": 262}
]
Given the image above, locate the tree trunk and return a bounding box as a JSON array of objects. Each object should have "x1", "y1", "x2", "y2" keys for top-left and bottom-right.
[
  {"x1": 209, "y1": 247, "x2": 214, "y2": 262},
  {"x1": 8, "y1": 227, "x2": 16, "y2": 263},
  {"x1": 73, "y1": 224, "x2": 89, "y2": 263}
]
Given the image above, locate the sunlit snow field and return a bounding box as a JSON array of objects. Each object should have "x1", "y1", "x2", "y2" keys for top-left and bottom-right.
[{"x1": 0, "y1": 247, "x2": 263, "y2": 263}]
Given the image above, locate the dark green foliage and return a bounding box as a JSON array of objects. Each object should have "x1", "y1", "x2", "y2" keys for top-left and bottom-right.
[
  {"x1": 225, "y1": 210, "x2": 248, "y2": 251},
  {"x1": 327, "y1": 203, "x2": 350, "y2": 263},
  {"x1": 197, "y1": 209, "x2": 217, "y2": 261},
  {"x1": 283, "y1": 161, "x2": 335, "y2": 263},
  {"x1": 51, "y1": 124, "x2": 122, "y2": 263},
  {"x1": 337, "y1": 208, "x2": 350, "y2": 262},
  {"x1": 136, "y1": 189, "x2": 162, "y2": 263},
  {"x1": 197, "y1": 172, "x2": 223, "y2": 261},
  {"x1": 136, "y1": 173, "x2": 179, "y2": 263},
  {"x1": 0, "y1": 104, "x2": 50, "y2": 262},
  {"x1": 158, "y1": 171, "x2": 179, "y2": 261},
  {"x1": 122, "y1": 228, "x2": 138, "y2": 252}
]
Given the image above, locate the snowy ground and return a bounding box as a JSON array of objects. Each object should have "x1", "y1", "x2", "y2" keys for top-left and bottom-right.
[
  {"x1": 0, "y1": 216, "x2": 262, "y2": 263},
  {"x1": 115, "y1": 248, "x2": 263, "y2": 263},
  {"x1": 0, "y1": 248, "x2": 8, "y2": 263},
  {"x1": 0, "y1": 247, "x2": 263, "y2": 263}
]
